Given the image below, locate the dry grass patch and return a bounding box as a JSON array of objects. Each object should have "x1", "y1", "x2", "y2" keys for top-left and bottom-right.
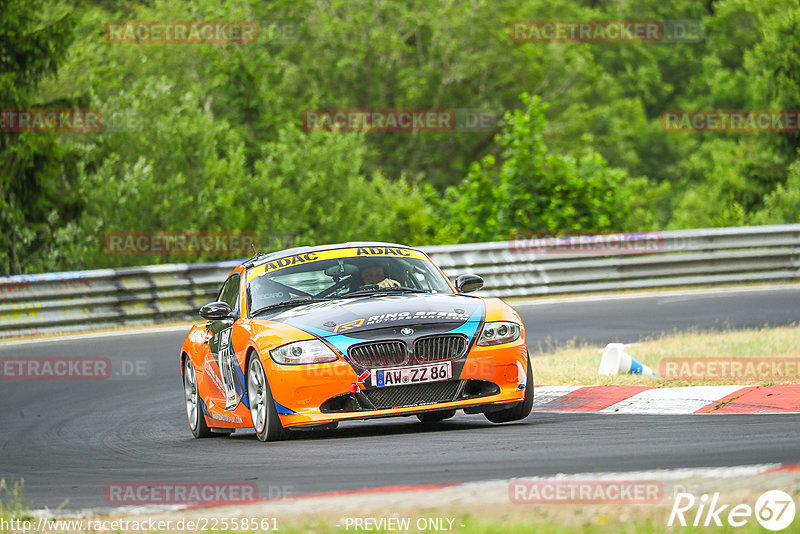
[{"x1": 532, "y1": 324, "x2": 800, "y2": 386}]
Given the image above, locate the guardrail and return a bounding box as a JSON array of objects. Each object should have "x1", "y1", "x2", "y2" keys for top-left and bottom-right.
[{"x1": 1, "y1": 224, "x2": 798, "y2": 338}]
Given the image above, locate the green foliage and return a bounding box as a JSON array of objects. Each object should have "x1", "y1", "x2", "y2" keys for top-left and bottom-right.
[
  {"x1": 0, "y1": 1, "x2": 75, "y2": 106},
  {"x1": 0, "y1": 0, "x2": 80, "y2": 274},
  {"x1": 0, "y1": 478, "x2": 29, "y2": 520},
  {"x1": 245, "y1": 125, "x2": 434, "y2": 247},
  {"x1": 4, "y1": 0, "x2": 800, "y2": 274},
  {"x1": 751, "y1": 161, "x2": 800, "y2": 224},
  {"x1": 52, "y1": 78, "x2": 251, "y2": 269},
  {"x1": 435, "y1": 95, "x2": 661, "y2": 242},
  {"x1": 667, "y1": 137, "x2": 786, "y2": 229}
]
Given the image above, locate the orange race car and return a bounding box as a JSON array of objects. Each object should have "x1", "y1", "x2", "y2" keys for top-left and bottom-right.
[{"x1": 180, "y1": 242, "x2": 532, "y2": 441}]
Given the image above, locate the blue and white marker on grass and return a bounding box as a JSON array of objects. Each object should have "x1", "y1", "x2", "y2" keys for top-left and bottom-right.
[{"x1": 598, "y1": 343, "x2": 659, "y2": 377}]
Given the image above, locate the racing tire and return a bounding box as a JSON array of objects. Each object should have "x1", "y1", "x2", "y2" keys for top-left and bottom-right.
[
  {"x1": 184, "y1": 357, "x2": 213, "y2": 438},
  {"x1": 417, "y1": 409, "x2": 456, "y2": 423},
  {"x1": 485, "y1": 356, "x2": 534, "y2": 424},
  {"x1": 247, "y1": 353, "x2": 286, "y2": 442}
]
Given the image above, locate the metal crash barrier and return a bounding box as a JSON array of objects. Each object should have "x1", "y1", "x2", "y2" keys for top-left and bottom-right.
[{"x1": 1, "y1": 225, "x2": 798, "y2": 338}]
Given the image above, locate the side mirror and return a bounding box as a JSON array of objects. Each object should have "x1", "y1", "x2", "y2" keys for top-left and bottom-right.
[
  {"x1": 454, "y1": 274, "x2": 484, "y2": 293},
  {"x1": 199, "y1": 301, "x2": 234, "y2": 320}
]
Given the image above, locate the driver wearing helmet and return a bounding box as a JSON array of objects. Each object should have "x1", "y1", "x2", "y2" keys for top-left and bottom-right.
[{"x1": 359, "y1": 260, "x2": 400, "y2": 289}]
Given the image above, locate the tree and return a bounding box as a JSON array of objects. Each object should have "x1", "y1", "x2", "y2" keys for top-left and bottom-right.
[
  {"x1": 246, "y1": 124, "x2": 433, "y2": 246},
  {"x1": 54, "y1": 78, "x2": 251, "y2": 269},
  {"x1": 751, "y1": 159, "x2": 800, "y2": 224},
  {"x1": 0, "y1": 0, "x2": 79, "y2": 274},
  {"x1": 435, "y1": 94, "x2": 661, "y2": 243}
]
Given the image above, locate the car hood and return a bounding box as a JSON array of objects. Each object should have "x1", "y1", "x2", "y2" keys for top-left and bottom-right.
[{"x1": 259, "y1": 293, "x2": 485, "y2": 341}]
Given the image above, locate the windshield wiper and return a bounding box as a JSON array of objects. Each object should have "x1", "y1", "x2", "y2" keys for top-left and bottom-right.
[
  {"x1": 341, "y1": 288, "x2": 433, "y2": 298},
  {"x1": 250, "y1": 297, "x2": 327, "y2": 317}
]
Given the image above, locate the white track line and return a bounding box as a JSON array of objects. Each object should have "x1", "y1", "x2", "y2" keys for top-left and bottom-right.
[
  {"x1": 511, "y1": 283, "x2": 800, "y2": 307},
  {"x1": 0, "y1": 324, "x2": 192, "y2": 346},
  {"x1": 600, "y1": 385, "x2": 746, "y2": 414}
]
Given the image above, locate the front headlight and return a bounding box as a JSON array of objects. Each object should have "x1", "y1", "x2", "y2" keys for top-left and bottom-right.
[
  {"x1": 270, "y1": 340, "x2": 339, "y2": 365},
  {"x1": 477, "y1": 321, "x2": 522, "y2": 346}
]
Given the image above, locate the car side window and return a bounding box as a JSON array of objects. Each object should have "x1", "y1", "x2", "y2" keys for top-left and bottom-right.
[{"x1": 217, "y1": 274, "x2": 241, "y2": 315}]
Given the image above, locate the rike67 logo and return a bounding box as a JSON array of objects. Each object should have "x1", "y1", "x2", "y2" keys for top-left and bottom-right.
[{"x1": 669, "y1": 490, "x2": 796, "y2": 531}]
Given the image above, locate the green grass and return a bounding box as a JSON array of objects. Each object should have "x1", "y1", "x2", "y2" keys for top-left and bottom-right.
[
  {"x1": 0, "y1": 478, "x2": 30, "y2": 521},
  {"x1": 3, "y1": 481, "x2": 798, "y2": 533}
]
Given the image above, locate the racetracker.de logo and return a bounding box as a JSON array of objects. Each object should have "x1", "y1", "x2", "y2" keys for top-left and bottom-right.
[
  {"x1": 510, "y1": 479, "x2": 663, "y2": 504},
  {"x1": 1, "y1": 109, "x2": 102, "y2": 132},
  {"x1": 509, "y1": 20, "x2": 703, "y2": 43},
  {"x1": 508, "y1": 230, "x2": 664, "y2": 255},
  {"x1": 659, "y1": 358, "x2": 800, "y2": 381},
  {"x1": 104, "y1": 21, "x2": 258, "y2": 44},
  {"x1": 660, "y1": 110, "x2": 800, "y2": 133},
  {"x1": 302, "y1": 109, "x2": 457, "y2": 132},
  {"x1": 104, "y1": 231, "x2": 257, "y2": 255},
  {"x1": 0, "y1": 357, "x2": 150, "y2": 380},
  {"x1": 104, "y1": 482, "x2": 261, "y2": 505}
]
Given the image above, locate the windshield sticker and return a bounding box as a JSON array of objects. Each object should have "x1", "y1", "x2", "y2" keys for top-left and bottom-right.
[
  {"x1": 246, "y1": 247, "x2": 427, "y2": 281},
  {"x1": 355, "y1": 246, "x2": 411, "y2": 256}
]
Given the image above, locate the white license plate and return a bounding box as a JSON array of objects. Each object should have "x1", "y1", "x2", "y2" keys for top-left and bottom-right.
[{"x1": 372, "y1": 361, "x2": 452, "y2": 387}]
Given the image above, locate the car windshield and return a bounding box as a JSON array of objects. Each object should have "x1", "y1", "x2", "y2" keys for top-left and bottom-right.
[{"x1": 246, "y1": 247, "x2": 453, "y2": 315}]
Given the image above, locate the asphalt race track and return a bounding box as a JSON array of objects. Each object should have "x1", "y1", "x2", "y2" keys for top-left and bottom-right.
[
  {"x1": 517, "y1": 286, "x2": 800, "y2": 351},
  {"x1": 1, "y1": 286, "x2": 798, "y2": 510}
]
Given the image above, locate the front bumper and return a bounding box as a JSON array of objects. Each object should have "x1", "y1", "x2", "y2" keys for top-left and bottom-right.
[{"x1": 266, "y1": 338, "x2": 528, "y2": 428}]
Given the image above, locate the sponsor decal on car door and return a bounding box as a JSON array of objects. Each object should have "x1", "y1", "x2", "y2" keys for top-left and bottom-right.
[
  {"x1": 216, "y1": 327, "x2": 238, "y2": 410},
  {"x1": 206, "y1": 323, "x2": 241, "y2": 411}
]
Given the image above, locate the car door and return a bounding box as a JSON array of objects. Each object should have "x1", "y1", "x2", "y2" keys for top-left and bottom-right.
[{"x1": 205, "y1": 273, "x2": 243, "y2": 412}]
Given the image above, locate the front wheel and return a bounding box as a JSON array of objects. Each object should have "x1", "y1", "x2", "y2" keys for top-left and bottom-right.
[
  {"x1": 485, "y1": 356, "x2": 534, "y2": 424},
  {"x1": 184, "y1": 358, "x2": 212, "y2": 438},
  {"x1": 247, "y1": 354, "x2": 286, "y2": 442}
]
